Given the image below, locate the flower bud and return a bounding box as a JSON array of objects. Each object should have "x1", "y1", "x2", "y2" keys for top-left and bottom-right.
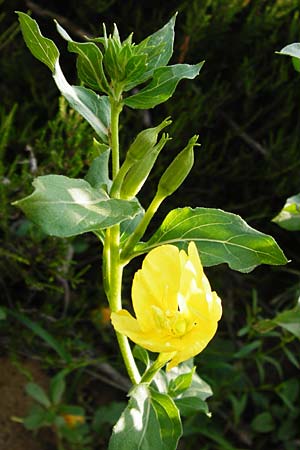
[
  {"x1": 157, "y1": 135, "x2": 199, "y2": 198},
  {"x1": 125, "y1": 117, "x2": 171, "y2": 164},
  {"x1": 120, "y1": 133, "x2": 170, "y2": 200}
]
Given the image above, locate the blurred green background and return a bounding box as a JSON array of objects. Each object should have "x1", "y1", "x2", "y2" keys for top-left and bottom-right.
[{"x1": 1, "y1": 0, "x2": 300, "y2": 449}]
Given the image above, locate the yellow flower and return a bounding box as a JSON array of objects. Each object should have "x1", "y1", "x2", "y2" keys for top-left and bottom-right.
[
  {"x1": 62, "y1": 414, "x2": 85, "y2": 428},
  {"x1": 111, "y1": 242, "x2": 222, "y2": 370}
]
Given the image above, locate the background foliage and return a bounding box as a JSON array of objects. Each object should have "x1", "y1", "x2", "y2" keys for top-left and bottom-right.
[{"x1": 1, "y1": 0, "x2": 300, "y2": 449}]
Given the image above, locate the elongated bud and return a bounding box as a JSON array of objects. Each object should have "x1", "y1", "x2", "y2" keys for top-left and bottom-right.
[
  {"x1": 125, "y1": 117, "x2": 171, "y2": 164},
  {"x1": 120, "y1": 133, "x2": 171, "y2": 200},
  {"x1": 157, "y1": 135, "x2": 200, "y2": 198}
]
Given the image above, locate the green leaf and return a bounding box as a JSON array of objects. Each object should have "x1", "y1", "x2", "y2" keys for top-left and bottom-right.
[
  {"x1": 132, "y1": 344, "x2": 150, "y2": 368},
  {"x1": 6, "y1": 308, "x2": 72, "y2": 362},
  {"x1": 175, "y1": 396, "x2": 209, "y2": 417},
  {"x1": 92, "y1": 402, "x2": 126, "y2": 431},
  {"x1": 134, "y1": 207, "x2": 288, "y2": 273},
  {"x1": 124, "y1": 14, "x2": 176, "y2": 90},
  {"x1": 272, "y1": 193, "x2": 300, "y2": 231},
  {"x1": 23, "y1": 405, "x2": 49, "y2": 430},
  {"x1": 0, "y1": 307, "x2": 7, "y2": 320},
  {"x1": 16, "y1": 12, "x2": 59, "y2": 72},
  {"x1": 109, "y1": 383, "x2": 182, "y2": 450},
  {"x1": 50, "y1": 372, "x2": 66, "y2": 405},
  {"x1": 168, "y1": 368, "x2": 195, "y2": 397},
  {"x1": 13, "y1": 175, "x2": 142, "y2": 238},
  {"x1": 124, "y1": 63, "x2": 204, "y2": 109},
  {"x1": 53, "y1": 65, "x2": 110, "y2": 142},
  {"x1": 55, "y1": 21, "x2": 110, "y2": 93},
  {"x1": 276, "y1": 43, "x2": 300, "y2": 72},
  {"x1": 85, "y1": 149, "x2": 111, "y2": 191},
  {"x1": 164, "y1": 361, "x2": 212, "y2": 417},
  {"x1": 251, "y1": 412, "x2": 275, "y2": 433},
  {"x1": 17, "y1": 13, "x2": 110, "y2": 142},
  {"x1": 26, "y1": 382, "x2": 51, "y2": 408},
  {"x1": 273, "y1": 308, "x2": 300, "y2": 338}
]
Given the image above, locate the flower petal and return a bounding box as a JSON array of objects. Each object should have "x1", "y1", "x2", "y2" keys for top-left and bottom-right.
[
  {"x1": 167, "y1": 319, "x2": 219, "y2": 370},
  {"x1": 132, "y1": 245, "x2": 181, "y2": 328},
  {"x1": 111, "y1": 310, "x2": 184, "y2": 353}
]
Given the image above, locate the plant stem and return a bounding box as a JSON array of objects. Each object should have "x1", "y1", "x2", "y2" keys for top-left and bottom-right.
[
  {"x1": 121, "y1": 191, "x2": 164, "y2": 263},
  {"x1": 110, "y1": 98, "x2": 122, "y2": 180},
  {"x1": 105, "y1": 96, "x2": 141, "y2": 385}
]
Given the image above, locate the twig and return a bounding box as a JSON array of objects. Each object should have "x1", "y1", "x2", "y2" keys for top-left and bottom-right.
[
  {"x1": 220, "y1": 111, "x2": 268, "y2": 156},
  {"x1": 25, "y1": 0, "x2": 93, "y2": 40}
]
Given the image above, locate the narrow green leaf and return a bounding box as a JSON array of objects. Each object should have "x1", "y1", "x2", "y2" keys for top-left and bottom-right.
[
  {"x1": 16, "y1": 12, "x2": 59, "y2": 72},
  {"x1": 26, "y1": 382, "x2": 51, "y2": 408},
  {"x1": 272, "y1": 193, "x2": 300, "y2": 231},
  {"x1": 50, "y1": 372, "x2": 66, "y2": 405},
  {"x1": 124, "y1": 63, "x2": 204, "y2": 109},
  {"x1": 7, "y1": 309, "x2": 72, "y2": 362},
  {"x1": 134, "y1": 207, "x2": 288, "y2": 273},
  {"x1": 109, "y1": 383, "x2": 182, "y2": 450},
  {"x1": 13, "y1": 175, "x2": 142, "y2": 238},
  {"x1": 0, "y1": 307, "x2": 7, "y2": 320}
]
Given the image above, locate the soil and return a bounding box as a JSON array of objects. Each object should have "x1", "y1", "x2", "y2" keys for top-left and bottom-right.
[{"x1": 0, "y1": 356, "x2": 54, "y2": 450}]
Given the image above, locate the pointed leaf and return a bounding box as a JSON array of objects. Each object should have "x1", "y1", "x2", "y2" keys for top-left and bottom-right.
[
  {"x1": 85, "y1": 149, "x2": 111, "y2": 191},
  {"x1": 124, "y1": 63, "x2": 204, "y2": 109},
  {"x1": 276, "y1": 43, "x2": 300, "y2": 72},
  {"x1": 26, "y1": 383, "x2": 51, "y2": 408},
  {"x1": 55, "y1": 21, "x2": 110, "y2": 93},
  {"x1": 13, "y1": 175, "x2": 142, "y2": 238},
  {"x1": 134, "y1": 207, "x2": 288, "y2": 273},
  {"x1": 17, "y1": 13, "x2": 109, "y2": 142},
  {"x1": 53, "y1": 63, "x2": 110, "y2": 142},
  {"x1": 272, "y1": 193, "x2": 300, "y2": 231},
  {"x1": 16, "y1": 12, "x2": 59, "y2": 72},
  {"x1": 109, "y1": 383, "x2": 182, "y2": 450},
  {"x1": 50, "y1": 372, "x2": 67, "y2": 405},
  {"x1": 124, "y1": 14, "x2": 176, "y2": 90},
  {"x1": 273, "y1": 308, "x2": 300, "y2": 338}
]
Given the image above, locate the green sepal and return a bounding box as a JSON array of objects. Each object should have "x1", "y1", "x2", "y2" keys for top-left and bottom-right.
[
  {"x1": 13, "y1": 175, "x2": 142, "y2": 238},
  {"x1": 157, "y1": 135, "x2": 199, "y2": 198},
  {"x1": 133, "y1": 207, "x2": 288, "y2": 273}
]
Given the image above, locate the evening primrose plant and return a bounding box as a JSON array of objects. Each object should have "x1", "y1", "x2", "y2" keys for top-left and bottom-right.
[{"x1": 15, "y1": 11, "x2": 288, "y2": 449}]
